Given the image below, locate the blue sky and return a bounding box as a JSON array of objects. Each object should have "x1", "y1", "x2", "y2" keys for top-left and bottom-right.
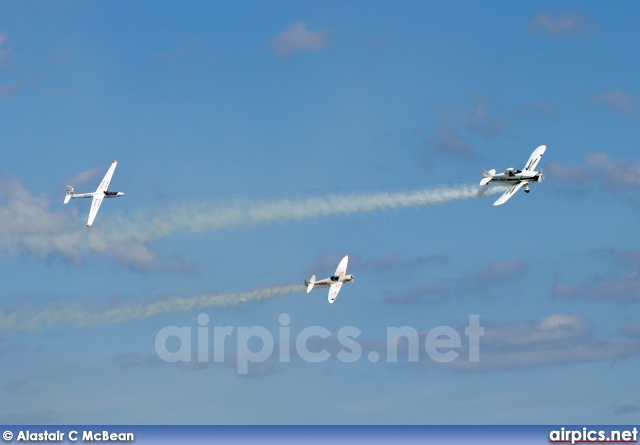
[{"x1": 1, "y1": 1, "x2": 640, "y2": 424}]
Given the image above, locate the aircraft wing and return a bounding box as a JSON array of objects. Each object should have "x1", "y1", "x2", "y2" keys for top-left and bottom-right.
[
  {"x1": 96, "y1": 160, "x2": 118, "y2": 193},
  {"x1": 328, "y1": 282, "x2": 342, "y2": 304},
  {"x1": 335, "y1": 255, "x2": 349, "y2": 278},
  {"x1": 523, "y1": 145, "x2": 546, "y2": 172},
  {"x1": 87, "y1": 195, "x2": 103, "y2": 227},
  {"x1": 493, "y1": 181, "x2": 528, "y2": 206}
]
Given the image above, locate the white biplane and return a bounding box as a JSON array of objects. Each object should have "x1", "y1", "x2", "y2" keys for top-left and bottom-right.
[
  {"x1": 479, "y1": 145, "x2": 546, "y2": 206},
  {"x1": 304, "y1": 255, "x2": 354, "y2": 304},
  {"x1": 64, "y1": 160, "x2": 124, "y2": 226}
]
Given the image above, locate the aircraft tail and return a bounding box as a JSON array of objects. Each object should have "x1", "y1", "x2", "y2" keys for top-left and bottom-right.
[
  {"x1": 306, "y1": 275, "x2": 316, "y2": 293},
  {"x1": 480, "y1": 169, "x2": 495, "y2": 186},
  {"x1": 64, "y1": 186, "x2": 74, "y2": 204}
]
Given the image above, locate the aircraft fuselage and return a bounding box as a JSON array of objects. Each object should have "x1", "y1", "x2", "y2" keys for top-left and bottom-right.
[
  {"x1": 305, "y1": 274, "x2": 354, "y2": 288},
  {"x1": 487, "y1": 170, "x2": 542, "y2": 184},
  {"x1": 70, "y1": 191, "x2": 125, "y2": 199}
]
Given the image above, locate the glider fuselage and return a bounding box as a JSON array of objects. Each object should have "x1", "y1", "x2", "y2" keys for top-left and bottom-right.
[{"x1": 70, "y1": 191, "x2": 124, "y2": 199}]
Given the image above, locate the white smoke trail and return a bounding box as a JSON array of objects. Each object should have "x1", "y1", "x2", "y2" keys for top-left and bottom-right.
[
  {"x1": 115, "y1": 184, "x2": 502, "y2": 241},
  {"x1": 0, "y1": 284, "x2": 304, "y2": 332},
  {"x1": 0, "y1": 180, "x2": 503, "y2": 266}
]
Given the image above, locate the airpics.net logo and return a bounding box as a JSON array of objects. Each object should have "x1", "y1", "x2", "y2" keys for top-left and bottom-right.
[{"x1": 154, "y1": 314, "x2": 484, "y2": 374}]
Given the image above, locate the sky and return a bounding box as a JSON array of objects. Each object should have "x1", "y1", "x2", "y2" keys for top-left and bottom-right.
[{"x1": 1, "y1": 0, "x2": 640, "y2": 425}]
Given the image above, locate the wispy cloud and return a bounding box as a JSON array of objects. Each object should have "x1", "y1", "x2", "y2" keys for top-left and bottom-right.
[
  {"x1": 271, "y1": 21, "x2": 331, "y2": 58},
  {"x1": 0, "y1": 81, "x2": 26, "y2": 101},
  {"x1": 547, "y1": 152, "x2": 640, "y2": 198},
  {"x1": 460, "y1": 96, "x2": 508, "y2": 138},
  {"x1": 0, "y1": 284, "x2": 303, "y2": 332},
  {"x1": 2, "y1": 378, "x2": 27, "y2": 394},
  {"x1": 554, "y1": 274, "x2": 640, "y2": 302},
  {"x1": 554, "y1": 248, "x2": 640, "y2": 302},
  {"x1": 0, "y1": 179, "x2": 81, "y2": 259},
  {"x1": 588, "y1": 90, "x2": 637, "y2": 116},
  {"x1": 528, "y1": 12, "x2": 598, "y2": 39},
  {"x1": 423, "y1": 95, "x2": 508, "y2": 163},
  {"x1": 586, "y1": 152, "x2": 640, "y2": 189},
  {"x1": 0, "y1": 33, "x2": 13, "y2": 66},
  {"x1": 303, "y1": 253, "x2": 447, "y2": 284},
  {"x1": 105, "y1": 244, "x2": 196, "y2": 274},
  {"x1": 385, "y1": 260, "x2": 526, "y2": 304},
  {"x1": 380, "y1": 313, "x2": 640, "y2": 371},
  {"x1": 359, "y1": 253, "x2": 449, "y2": 273},
  {"x1": 66, "y1": 166, "x2": 106, "y2": 189},
  {"x1": 448, "y1": 314, "x2": 640, "y2": 371},
  {"x1": 196, "y1": 313, "x2": 640, "y2": 377},
  {"x1": 428, "y1": 123, "x2": 475, "y2": 158},
  {"x1": 152, "y1": 41, "x2": 203, "y2": 64},
  {"x1": 613, "y1": 404, "x2": 640, "y2": 416},
  {"x1": 518, "y1": 100, "x2": 555, "y2": 120},
  {"x1": 0, "y1": 33, "x2": 25, "y2": 101},
  {"x1": 623, "y1": 323, "x2": 640, "y2": 338},
  {"x1": 545, "y1": 162, "x2": 590, "y2": 185}
]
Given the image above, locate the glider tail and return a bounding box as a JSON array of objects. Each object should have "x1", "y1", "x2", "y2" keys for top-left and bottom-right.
[
  {"x1": 306, "y1": 275, "x2": 316, "y2": 293},
  {"x1": 64, "y1": 186, "x2": 74, "y2": 204}
]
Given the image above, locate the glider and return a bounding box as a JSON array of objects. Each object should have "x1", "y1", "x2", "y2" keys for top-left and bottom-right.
[
  {"x1": 64, "y1": 160, "x2": 124, "y2": 226},
  {"x1": 479, "y1": 145, "x2": 546, "y2": 206},
  {"x1": 304, "y1": 255, "x2": 354, "y2": 304}
]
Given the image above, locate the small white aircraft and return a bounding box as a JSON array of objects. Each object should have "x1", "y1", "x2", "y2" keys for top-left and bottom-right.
[
  {"x1": 479, "y1": 145, "x2": 546, "y2": 206},
  {"x1": 64, "y1": 160, "x2": 124, "y2": 226},
  {"x1": 304, "y1": 255, "x2": 354, "y2": 304}
]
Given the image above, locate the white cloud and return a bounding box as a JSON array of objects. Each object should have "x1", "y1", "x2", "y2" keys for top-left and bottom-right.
[
  {"x1": 460, "y1": 96, "x2": 508, "y2": 138},
  {"x1": 623, "y1": 323, "x2": 640, "y2": 338},
  {"x1": 547, "y1": 152, "x2": 640, "y2": 198},
  {"x1": 518, "y1": 100, "x2": 555, "y2": 120},
  {"x1": 594, "y1": 274, "x2": 640, "y2": 301},
  {"x1": 0, "y1": 81, "x2": 26, "y2": 101},
  {"x1": 360, "y1": 253, "x2": 449, "y2": 272},
  {"x1": 222, "y1": 313, "x2": 640, "y2": 374},
  {"x1": 528, "y1": 12, "x2": 598, "y2": 39},
  {"x1": 385, "y1": 260, "x2": 526, "y2": 304},
  {"x1": 589, "y1": 90, "x2": 637, "y2": 115},
  {"x1": 442, "y1": 314, "x2": 639, "y2": 371},
  {"x1": 271, "y1": 21, "x2": 331, "y2": 58},
  {"x1": 0, "y1": 33, "x2": 13, "y2": 66},
  {"x1": 430, "y1": 123, "x2": 474, "y2": 157},
  {"x1": 423, "y1": 95, "x2": 508, "y2": 163},
  {"x1": 545, "y1": 161, "x2": 590, "y2": 185},
  {"x1": 613, "y1": 404, "x2": 640, "y2": 416},
  {"x1": 554, "y1": 249, "x2": 640, "y2": 302},
  {"x1": 66, "y1": 166, "x2": 105, "y2": 189},
  {"x1": 0, "y1": 34, "x2": 27, "y2": 101},
  {"x1": 586, "y1": 152, "x2": 640, "y2": 189},
  {"x1": 0, "y1": 179, "x2": 82, "y2": 259}
]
